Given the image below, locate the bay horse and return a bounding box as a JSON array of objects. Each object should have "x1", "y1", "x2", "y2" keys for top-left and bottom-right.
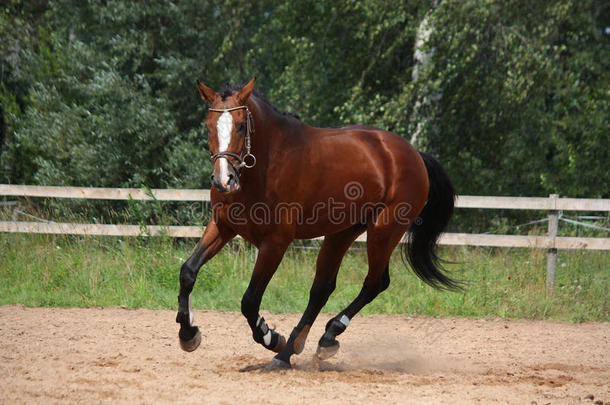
[{"x1": 176, "y1": 78, "x2": 458, "y2": 370}]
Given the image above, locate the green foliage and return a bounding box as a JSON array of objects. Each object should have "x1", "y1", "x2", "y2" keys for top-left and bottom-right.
[
  {"x1": 407, "y1": 0, "x2": 609, "y2": 197},
  {"x1": 248, "y1": 0, "x2": 431, "y2": 127},
  {"x1": 0, "y1": 0, "x2": 608, "y2": 204}
]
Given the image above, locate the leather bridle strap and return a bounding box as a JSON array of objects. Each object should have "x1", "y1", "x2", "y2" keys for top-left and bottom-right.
[{"x1": 207, "y1": 105, "x2": 256, "y2": 172}]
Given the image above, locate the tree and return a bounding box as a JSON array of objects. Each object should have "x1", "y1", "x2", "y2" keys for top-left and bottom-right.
[
  {"x1": 1, "y1": 0, "x2": 607, "y2": 203},
  {"x1": 404, "y1": 0, "x2": 609, "y2": 197}
]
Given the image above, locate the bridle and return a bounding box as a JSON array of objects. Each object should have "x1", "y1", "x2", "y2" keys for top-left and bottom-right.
[{"x1": 207, "y1": 105, "x2": 256, "y2": 174}]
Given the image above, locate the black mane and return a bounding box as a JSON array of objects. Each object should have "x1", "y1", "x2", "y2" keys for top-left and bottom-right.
[{"x1": 220, "y1": 82, "x2": 301, "y2": 121}]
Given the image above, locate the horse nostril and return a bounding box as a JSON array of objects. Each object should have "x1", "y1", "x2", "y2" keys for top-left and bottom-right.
[{"x1": 227, "y1": 173, "x2": 235, "y2": 185}]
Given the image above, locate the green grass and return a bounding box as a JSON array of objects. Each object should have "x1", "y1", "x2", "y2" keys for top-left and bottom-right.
[{"x1": 0, "y1": 233, "x2": 608, "y2": 322}]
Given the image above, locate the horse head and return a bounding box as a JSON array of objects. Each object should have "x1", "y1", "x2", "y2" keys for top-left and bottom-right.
[{"x1": 197, "y1": 78, "x2": 256, "y2": 194}]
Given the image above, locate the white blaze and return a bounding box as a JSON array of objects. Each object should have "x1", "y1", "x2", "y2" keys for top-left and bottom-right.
[{"x1": 216, "y1": 111, "x2": 233, "y2": 185}]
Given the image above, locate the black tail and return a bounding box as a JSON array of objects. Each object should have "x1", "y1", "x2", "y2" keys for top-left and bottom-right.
[{"x1": 403, "y1": 152, "x2": 461, "y2": 291}]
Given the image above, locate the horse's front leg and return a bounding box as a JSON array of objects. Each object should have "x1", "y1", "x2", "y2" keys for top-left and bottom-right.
[
  {"x1": 177, "y1": 218, "x2": 235, "y2": 352},
  {"x1": 240, "y1": 239, "x2": 290, "y2": 359}
]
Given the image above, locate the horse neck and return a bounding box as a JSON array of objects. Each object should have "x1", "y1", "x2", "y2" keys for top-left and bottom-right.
[
  {"x1": 237, "y1": 96, "x2": 299, "y2": 197},
  {"x1": 245, "y1": 96, "x2": 294, "y2": 170}
]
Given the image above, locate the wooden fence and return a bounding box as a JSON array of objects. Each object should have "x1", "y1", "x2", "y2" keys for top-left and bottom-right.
[{"x1": 1, "y1": 184, "x2": 609, "y2": 291}]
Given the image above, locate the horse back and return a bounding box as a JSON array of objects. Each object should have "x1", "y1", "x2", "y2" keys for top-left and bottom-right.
[{"x1": 272, "y1": 123, "x2": 428, "y2": 212}]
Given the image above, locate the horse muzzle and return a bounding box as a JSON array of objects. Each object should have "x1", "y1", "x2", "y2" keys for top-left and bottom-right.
[{"x1": 211, "y1": 171, "x2": 241, "y2": 193}]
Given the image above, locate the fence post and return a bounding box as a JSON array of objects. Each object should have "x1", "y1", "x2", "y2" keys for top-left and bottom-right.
[{"x1": 546, "y1": 194, "x2": 559, "y2": 295}]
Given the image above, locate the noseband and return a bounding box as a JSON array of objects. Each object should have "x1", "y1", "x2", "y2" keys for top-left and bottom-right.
[{"x1": 207, "y1": 105, "x2": 256, "y2": 174}]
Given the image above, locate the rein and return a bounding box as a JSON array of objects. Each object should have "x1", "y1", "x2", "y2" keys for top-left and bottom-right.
[{"x1": 207, "y1": 105, "x2": 256, "y2": 173}]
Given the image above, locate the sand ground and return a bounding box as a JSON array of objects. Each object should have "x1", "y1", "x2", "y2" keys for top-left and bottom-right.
[{"x1": 0, "y1": 305, "x2": 608, "y2": 404}]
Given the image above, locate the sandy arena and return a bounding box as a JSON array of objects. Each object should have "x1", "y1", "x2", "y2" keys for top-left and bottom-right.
[{"x1": 0, "y1": 305, "x2": 608, "y2": 404}]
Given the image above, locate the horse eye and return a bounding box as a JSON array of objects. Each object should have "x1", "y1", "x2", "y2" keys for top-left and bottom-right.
[{"x1": 238, "y1": 122, "x2": 246, "y2": 132}]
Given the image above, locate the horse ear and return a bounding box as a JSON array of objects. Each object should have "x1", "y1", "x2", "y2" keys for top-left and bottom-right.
[
  {"x1": 238, "y1": 77, "x2": 256, "y2": 102},
  {"x1": 197, "y1": 80, "x2": 218, "y2": 104}
]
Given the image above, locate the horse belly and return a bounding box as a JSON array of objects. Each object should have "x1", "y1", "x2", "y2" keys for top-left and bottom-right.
[{"x1": 290, "y1": 183, "x2": 387, "y2": 239}]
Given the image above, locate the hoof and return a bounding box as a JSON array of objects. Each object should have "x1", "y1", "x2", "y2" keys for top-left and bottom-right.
[
  {"x1": 264, "y1": 357, "x2": 291, "y2": 371},
  {"x1": 272, "y1": 334, "x2": 287, "y2": 353},
  {"x1": 316, "y1": 341, "x2": 340, "y2": 360},
  {"x1": 179, "y1": 327, "x2": 201, "y2": 352}
]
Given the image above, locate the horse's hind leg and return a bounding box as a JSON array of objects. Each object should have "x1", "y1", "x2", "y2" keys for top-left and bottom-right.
[
  {"x1": 177, "y1": 218, "x2": 235, "y2": 352},
  {"x1": 268, "y1": 224, "x2": 365, "y2": 369},
  {"x1": 317, "y1": 208, "x2": 409, "y2": 360}
]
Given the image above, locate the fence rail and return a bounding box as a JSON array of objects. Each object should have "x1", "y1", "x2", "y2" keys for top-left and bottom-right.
[
  {"x1": 1, "y1": 221, "x2": 607, "y2": 251},
  {"x1": 2, "y1": 184, "x2": 608, "y2": 211},
  {"x1": 2, "y1": 184, "x2": 609, "y2": 292},
  {"x1": 0, "y1": 184, "x2": 211, "y2": 201}
]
